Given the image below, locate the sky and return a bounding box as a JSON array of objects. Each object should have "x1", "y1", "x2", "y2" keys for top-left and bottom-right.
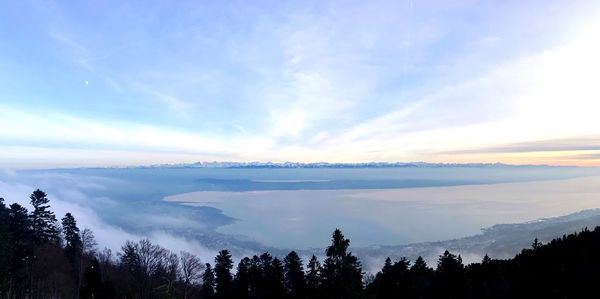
[{"x1": 1, "y1": 0, "x2": 600, "y2": 168}]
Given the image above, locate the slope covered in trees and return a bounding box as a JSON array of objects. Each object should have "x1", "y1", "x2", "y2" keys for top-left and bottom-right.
[{"x1": 2, "y1": 189, "x2": 600, "y2": 298}]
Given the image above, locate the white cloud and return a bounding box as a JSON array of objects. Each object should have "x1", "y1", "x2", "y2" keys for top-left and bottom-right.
[
  {"x1": 0, "y1": 177, "x2": 136, "y2": 250},
  {"x1": 2, "y1": 1, "x2": 600, "y2": 166},
  {"x1": 273, "y1": 13, "x2": 600, "y2": 163},
  {"x1": 0, "y1": 174, "x2": 217, "y2": 262},
  {"x1": 0, "y1": 106, "x2": 277, "y2": 167}
]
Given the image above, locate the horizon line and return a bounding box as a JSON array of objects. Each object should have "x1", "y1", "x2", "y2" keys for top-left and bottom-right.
[{"x1": 6, "y1": 160, "x2": 589, "y2": 171}]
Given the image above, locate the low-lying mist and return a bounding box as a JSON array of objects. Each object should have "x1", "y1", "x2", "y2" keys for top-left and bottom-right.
[{"x1": 3, "y1": 165, "x2": 600, "y2": 272}]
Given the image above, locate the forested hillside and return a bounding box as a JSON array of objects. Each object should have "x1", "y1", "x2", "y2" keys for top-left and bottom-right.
[{"x1": 2, "y1": 189, "x2": 600, "y2": 298}]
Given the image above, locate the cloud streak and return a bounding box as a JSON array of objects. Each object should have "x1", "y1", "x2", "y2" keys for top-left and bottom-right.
[
  {"x1": 443, "y1": 137, "x2": 600, "y2": 154},
  {"x1": 1, "y1": 1, "x2": 600, "y2": 166}
]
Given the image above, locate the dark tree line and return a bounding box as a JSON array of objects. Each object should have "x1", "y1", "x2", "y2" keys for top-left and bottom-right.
[{"x1": 3, "y1": 189, "x2": 600, "y2": 298}]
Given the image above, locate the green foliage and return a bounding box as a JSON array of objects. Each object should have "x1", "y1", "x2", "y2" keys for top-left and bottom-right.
[
  {"x1": 0, "y1": 198, "x2": 12, "y2": 292},
  {"x1": 214, "y1": 249, "x2": 233, "y2": 299},
  {"x1": 202, "y1": 263, "x2": 216, "y2": 299},
  {"x1": 120, "y1": 240, "x2": 142, "y2": 276},
  {"x1": 435, "y1": 250, "x2": 466, "y2": 299},
  {"x1": 321, "y1": 229, "x2": 363, "y2": 299},
  {"x1": 5, "y1": 189, "x2": 600, "y2": 299},
  {"x1": 29, "y1": 189, "x2": 59, "y2": 245},
  {"x1": 284, "y1": 251, "x2": 306, "y2": 299},
  {"x1": 7, "y1": 202, "x2": 32, "y2": 296},
  {"x1": 367, "y1": 257, "x2": 412, "y2": 298},
  {"x1": 61, "y1": 212, "x2": 82, "y2": 263},
  {"x1": 263, "y1": 255, "x2": 285, "y2": 299},
  {"x1": 233, "y1": 257, "x2": 251, "y2": 299},
  {"x1": 306, "y1": 254, "x2": 322, "y2": 297}
]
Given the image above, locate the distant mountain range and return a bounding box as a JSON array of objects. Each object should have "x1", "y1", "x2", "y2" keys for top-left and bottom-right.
[{"x1": 129, "y1": 161, "x2": 561, "y2": 169}]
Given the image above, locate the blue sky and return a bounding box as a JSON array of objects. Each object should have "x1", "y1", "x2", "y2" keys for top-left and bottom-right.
[{"x1": 1, "y1": 0, "x2": 600, "y2": 167}]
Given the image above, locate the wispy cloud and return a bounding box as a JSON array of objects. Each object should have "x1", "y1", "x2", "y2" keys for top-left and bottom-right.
[
  {"x1": 569, "y1": 153, "x2": 600, "y2": 160},
  {"x1": 134, "y1": 85, "x2": 194, "y2": 118},
  {"x1": 443, "y1": 137, "x2": 600, "y2": 154},
  {"x1": 1, "y1": 1, "x2": 600, "y2": 166}
]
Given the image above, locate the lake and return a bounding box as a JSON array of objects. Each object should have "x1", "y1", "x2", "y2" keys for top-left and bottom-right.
[{"x1": 1, "y1": 165, "x2": 600, "y2": 251}]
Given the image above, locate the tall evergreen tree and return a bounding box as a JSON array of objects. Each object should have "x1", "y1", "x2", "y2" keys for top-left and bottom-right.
[
  {"x1": 284, "y1": 251, "x2": 306, "y2": 299},
  {"x1": 532, "y1": 238, "x2": 542, "y2": 250},
  {"x1": 482, "y1": 254, "x2": 492, "y2": 265},
  {"x1": 233, "y1": 257, "x2": 251, "y2": 299},
  {"x1": 248, "y1": 255, "x2": 263, "y2": 299},
  {"x1": 7, "y1": 203, "x2": 35, "y2": 298},
  {"x1": 214, "y1": 250, "x2": 233, "y2": 299},
  {"x1": 7, "y1": 203, "x2": 31, "y2": 279},
  {"x1": 61, "y1": 213, "x2": 82, "y2": 263},
  {"x1": 410, "y1": 256, "x2": 430, "y2": 274},
  {"x1": 265, "y1": 256, "x2": 286, "y2": 299},
  {"x1": 367, "y1": 258, "x2": 392, "y2": 298},
  {"x1": 202, "y1": 263, "x2": 216, "y2": 299},
  {"x1": 120, "y1": 241, "x2": 141, "y2": 275},
  {"x1": 0, "y1": 198, "x2": 12, "y2": 292},
  {"x1": 410, "y1": 256, "x2": 434, "y2": 297},
  {"x1": 435, "y1": 250, "x2": 465, "y2": 299},
  {"x1": 29, "y1": 189, "x2": 59, "y2": 244},
  {"x1": 119, "y1": 240, "x2": 142, "y2": 297},
  {"x1": 321, "y1": 229, "x2": 363, "y2": 299},
  {"x1": 367, "y1": 257, "x2": 412, "y2": 299},
  {"x1": 306, "y1": 255, "x2": 322, "y2": 298}
]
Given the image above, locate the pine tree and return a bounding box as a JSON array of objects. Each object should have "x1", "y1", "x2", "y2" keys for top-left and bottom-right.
[
  {"x1": 383, "y1": 257, "x2": 392, "y2": 271},
  {"x1": 368, "y1": 257, "x2": 392, "y2": 298},
  {"x1": 202, "y1": 263, "x2": 216, "y2": 299},
  {"x1": 233, "y1": 257, "x2": 251, "y2": 299},
  {"x1": 7, "y1": 202, "x2": 35, "y2": 298},
  {"x1": 61, "y1": 213, "x2": 82, "y2": 263},
  {"x1": 8, "y1": 203, "x2": 31, "y2": 274},
  {"x1": 532, "y1": 238, "x2": 542, "y2": 250},
  {"x1": 435, "y1": 250, "x2": 466, "y2": 299},
  {"x1": 120, "y1": 240, "x2": 142, "y2": 297},
  {"x1": 248, "y1": 255, "x2": 263, "y2": 299},
  {"x1": 306, "y1": 254, "x2": 322, "y2": 298},
  {"x1": 482, "y1": 254, "x2": 492, "y2": 265},
  {"x1": 436, "y1": 251, "x2": 464, "y2": 274},
  {"x1": 29, "y1": 189, "x2": 59, "y2": 244},
  {"x1": 120, "y1": 241, "x2": 141, "y2": 275},
  {"x1": 0, "y1": 198, "x2": 12, "y2": 292},
  {"x1": 367, "y1": 257, "x2": 413, "y2": 299},
  {"x1": 411, "y1": 256, "x2": 429, "y2": 273},
  {"x1": 321, "y1": 229, "x2": 363, "y2": 299},
  {"x1": 266, "y1": 257, "x2": 286, "y2": 299},
  {"x1": 284, "y1": 251, "x2": 306, "y2": 299},
  {"x1": 214, "y1": 250, "x2": 233, "y2": 299}
]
